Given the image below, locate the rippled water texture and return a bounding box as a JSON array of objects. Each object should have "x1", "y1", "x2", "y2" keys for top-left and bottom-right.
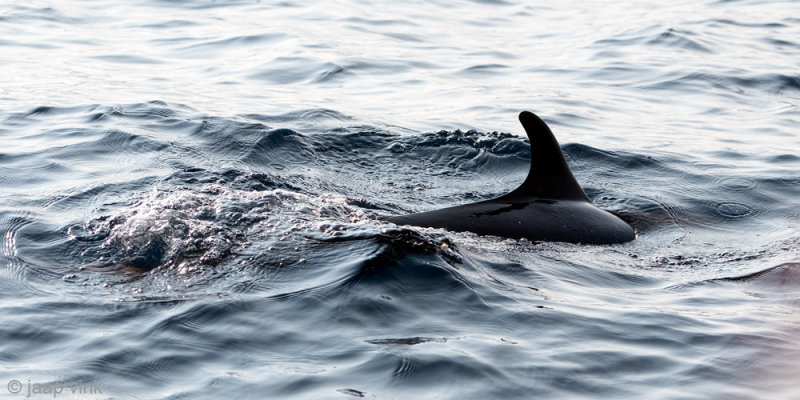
[{"x1": 1, "y1": 1, "x2": 799, "y2": 399}]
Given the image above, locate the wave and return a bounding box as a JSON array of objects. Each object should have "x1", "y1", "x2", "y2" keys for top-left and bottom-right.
[{"x1": 4, "y1": 102, "x2": 796, "y2": 282}]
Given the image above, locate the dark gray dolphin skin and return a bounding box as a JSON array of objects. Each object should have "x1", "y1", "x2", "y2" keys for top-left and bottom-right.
[{"x1": 385, "y1": 111, "x2": 635, "y2": 244}]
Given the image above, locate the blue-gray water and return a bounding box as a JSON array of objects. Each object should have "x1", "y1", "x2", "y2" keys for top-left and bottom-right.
[{"x1": 1, "y1": 1, "x2": 799, "y2": 399}]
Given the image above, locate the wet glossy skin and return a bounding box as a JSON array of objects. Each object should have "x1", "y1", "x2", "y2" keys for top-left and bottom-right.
[{"x1": 386, "y1": 111, "x2": 635, "y2": 244}]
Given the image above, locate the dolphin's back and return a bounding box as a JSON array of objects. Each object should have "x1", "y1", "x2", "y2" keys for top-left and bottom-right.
[{"x1": 387, "y1": 199, "x2": 634, "y2": 244}]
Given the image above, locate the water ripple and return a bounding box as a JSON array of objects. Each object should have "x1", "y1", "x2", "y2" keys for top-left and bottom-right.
[{"x1": 2, "y1": 1, "x2": 800, "y2": 398}]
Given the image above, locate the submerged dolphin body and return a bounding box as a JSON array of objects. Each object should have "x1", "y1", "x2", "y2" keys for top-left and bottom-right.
[{"x1": 385, "y1": 111, "x2": 635, "y2": 244}]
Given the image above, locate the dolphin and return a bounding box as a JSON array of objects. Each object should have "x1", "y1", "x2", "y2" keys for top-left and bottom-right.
[{"x1": 385, "y1": 111, "x2": 635, "y2": 244}]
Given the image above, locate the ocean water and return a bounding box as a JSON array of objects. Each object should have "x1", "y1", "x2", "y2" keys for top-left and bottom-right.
[{"x1": 1, "y1": 0, "x2": 799, "y2": 398}]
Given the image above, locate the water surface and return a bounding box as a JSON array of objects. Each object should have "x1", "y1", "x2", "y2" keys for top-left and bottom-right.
[{"x1": 1, "y1": 1, "x2": 799, "y2": 399}]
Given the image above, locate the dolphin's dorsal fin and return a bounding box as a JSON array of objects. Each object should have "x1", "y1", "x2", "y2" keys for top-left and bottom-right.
[{"x1": 502, "y1": 111, "x2": 590, "y2": 202}]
